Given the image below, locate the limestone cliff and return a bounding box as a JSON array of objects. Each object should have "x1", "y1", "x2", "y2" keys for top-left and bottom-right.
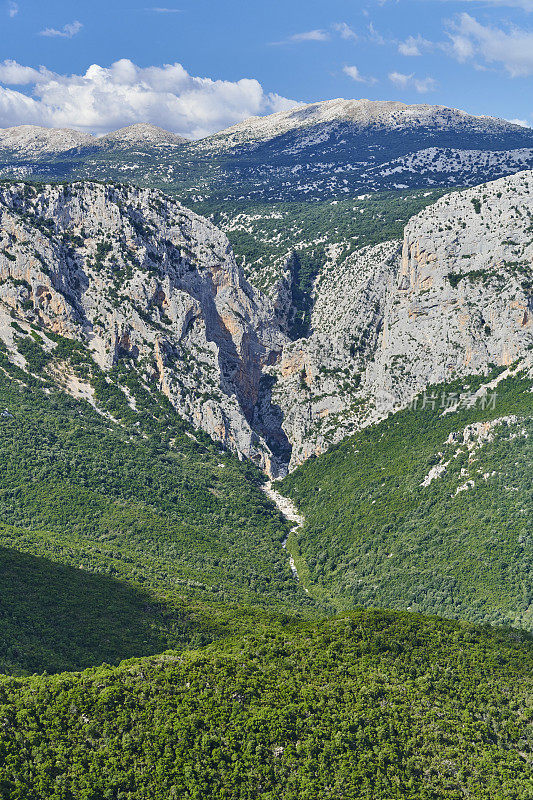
[
  {"x1": 271, "y1": 170, "x2": 533, "y2": 468},
  {"x1": 0, "y1": 182, "x2": 290, "y2": 476},
  {"x1": 0, "y1": 172, "x2": 531, "y2": 475}
]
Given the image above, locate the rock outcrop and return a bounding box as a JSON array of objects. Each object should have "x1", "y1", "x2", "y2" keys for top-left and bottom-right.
[
  {"x1": 0, "y1": 171, "x2": 531, "y2": 474},
  {"x1": 0, "y1": 182, "x2": 290, "y2": 476},
  {"x1": 271, "y1": 170, "x2": 533, "y2": 468}
]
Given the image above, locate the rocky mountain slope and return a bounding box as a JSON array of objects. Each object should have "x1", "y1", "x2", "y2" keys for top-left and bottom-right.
[
  {"x1": 0, "y1": 122, "x2": 185, "y2": 156},
  {"x1": 0, "y1": 181, "x2": 290, "y2": 476},
  {"x1": 206, "y1": 98, "x2": 525, "y2": 149},
  {"x1": 0, "y1": 171, "x2": 531, "y2": 475},
  {"x1": 371, "y1": 146, "x2": 533, "y2": 189},
  {"x1": 0, "y1": 125, "x2": 95, "y2": 157},
  {"x1": 273, "y1": 169, "x2": 533, "y2": 467},
  {"x1": 1, "y1": 99, "x2": 533, "y2": 201}
]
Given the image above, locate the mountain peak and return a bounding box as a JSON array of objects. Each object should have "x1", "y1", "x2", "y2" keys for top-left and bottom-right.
[
  {"x1": 205, "y1": 98, "x2": 526, "y2": 149},
  {"x1": 99, "y1": 123, "x2": 187, "y2": 147},
  {"x1": 0, "y1": 125, "x2": 95, "y2": 156}
]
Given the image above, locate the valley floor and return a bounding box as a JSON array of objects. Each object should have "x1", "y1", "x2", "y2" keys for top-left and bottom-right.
[{"x1": 262, "y1": 481, "x2": 308, "y2": 591}]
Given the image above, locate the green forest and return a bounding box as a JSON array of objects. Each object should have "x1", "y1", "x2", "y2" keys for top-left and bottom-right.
[
  {"x1": 0, "y1": 610, "x2": 531, "y2": 800},
  {"x1": 280, "y1": 367, "x2": 533, "y2": 630},
  {"x1": 0, "y1": 325, "x2": 531, "y2": 797},
  {"x1": 0, "y1": 334, "x2": 319, "y2": 676}
]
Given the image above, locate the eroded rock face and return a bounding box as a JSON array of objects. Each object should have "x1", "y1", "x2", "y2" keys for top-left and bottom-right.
[
  {"x1": 0, "y1": 172, "x2": 531, "y2": 475},
  {"x1": 271, "y1": 170, "x2": 533, "y2": 468},
  {"x1": 372, "y1": 170, "x2": 533, "y2": 406},
  {"x1": 0, "y1": 182, "x2": 290, "y2": 476},
  {"x1": 268, "y1": 241, "x2": 398, "y2": 468}
]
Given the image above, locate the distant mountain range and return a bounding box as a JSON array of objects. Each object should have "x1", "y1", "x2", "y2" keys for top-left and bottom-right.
[{"x1": 1, "y1": 98, "x2": 533, "y2": 201}]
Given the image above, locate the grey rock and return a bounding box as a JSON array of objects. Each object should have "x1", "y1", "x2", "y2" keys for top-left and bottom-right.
[
  {"x1": 271, "y1": 170, "x2": 533, "y2": 468},
  {"x1": 0, "y1": 181, "x2": 289, "y2": 476}
]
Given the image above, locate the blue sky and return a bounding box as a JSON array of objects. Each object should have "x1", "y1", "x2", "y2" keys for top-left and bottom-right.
[{"x1": 1, "y1": 0, "x2": 532, "y2": 136}]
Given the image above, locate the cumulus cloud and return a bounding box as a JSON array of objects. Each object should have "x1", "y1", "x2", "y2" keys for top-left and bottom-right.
[
  {"x1": 448, "y1": 14, "x2": 533, "y2": 76},
  {"x1": 0, "y1": 59, "x2": 298, "y2": 138},
  {"x1": 389, "y1": 71, "x2": 437, "y2": 93},
  {"x1": 7, "y1": 1, "x2": 18, "y2": 18},
  {"x1": 40, "y1": 21, "x2": 83, "y2": 39},
  {"x1": 343, "y1": 65, "x2": 377, "y2": 84},
  {"x1": 0, "y1": 60, "x2": 49, "y2": 85}
]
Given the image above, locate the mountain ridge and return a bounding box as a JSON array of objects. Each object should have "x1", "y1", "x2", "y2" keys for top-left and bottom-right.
[
  {"x1": 205, "y1": 97, "x2": 530, "y2": 151},
  {"x1": 0, "y1": 122, "x2": 188, "y2": 157},
  {"x1": 1, "y1": 98, "x2": 529, "y2": 154},
  {"x1": 1, "y1": 97, "x2": 532, "y2": 202}
]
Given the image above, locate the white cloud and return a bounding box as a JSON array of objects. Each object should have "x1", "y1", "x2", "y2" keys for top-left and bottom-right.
[
  {"x1": 146, "y1": 7, "x2": 182, "y2": 12},
  {"x1": 40, "y1": 21, "x2": 83, "y2": 39},
  {"x1": 508, "y1": 117, "x2": 531, "y2": 126},
  {"x1": 367, "y1": 23, "x2": 386, "y2": 46},
  {"x1": 389, "y1": 71, "x2": 437, "y2": 93},
  {"x1": 7, "y1": 1, "x2": 18, "y2": 18},
  {"x1": 398, "y1": 35, "x2": 433, "y2": 56},
  {"x1": 448, "y1": 14, "x2": 533, "y2": 76},
  {"x1": 398, "y1": 39, "x2": 421, "y2": 57},
  {"x1": 272, "y1": 23, "x2": 359, "y2": 47},
  {"x1": 333, "y1": 22, "x2": 358, "y2": 41},
  {"x1": 414, "y1": 76, "x2": 437, "y2": 93},
  {"x1": 270, "y1": 29, "x2": 330, "y2": 45},
  {"x1": 389, "y1": 71, "x2": 412, "y2": 89},
  {"x1": 343, "y1": 65, "x2": 377, "y2": 84},
  {"x1": 0, "y1": 60, "x2": 49, "y2": 85},
  {"x1": 289, "y1": 29, "x2": 330, "y2": 42},
  {"x1": 0, "y1": 59, "x2": 298, "y2": 138}
]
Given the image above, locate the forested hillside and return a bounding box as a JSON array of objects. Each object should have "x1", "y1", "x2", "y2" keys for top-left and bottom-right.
[
  {"x1": 0, "y1": 337, "x2": 317, "y2": 675},
  {"x1": 280, "y1": 365, "x2": 533, "y2": 630},
  {"x1": 0, "y1": 610, "x2": 531, "y2": 800}
]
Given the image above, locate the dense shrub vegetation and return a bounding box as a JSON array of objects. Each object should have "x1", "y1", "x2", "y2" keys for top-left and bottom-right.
[
  {"x1": 281, "y1": 369, "x2": 533, "y2": 630},
  {"x1": 0, "y1": 339, "x2": 317, "y2": 674},
  {"x1": 0, "y1": 610, "x2": 531, "y2": 800}
]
